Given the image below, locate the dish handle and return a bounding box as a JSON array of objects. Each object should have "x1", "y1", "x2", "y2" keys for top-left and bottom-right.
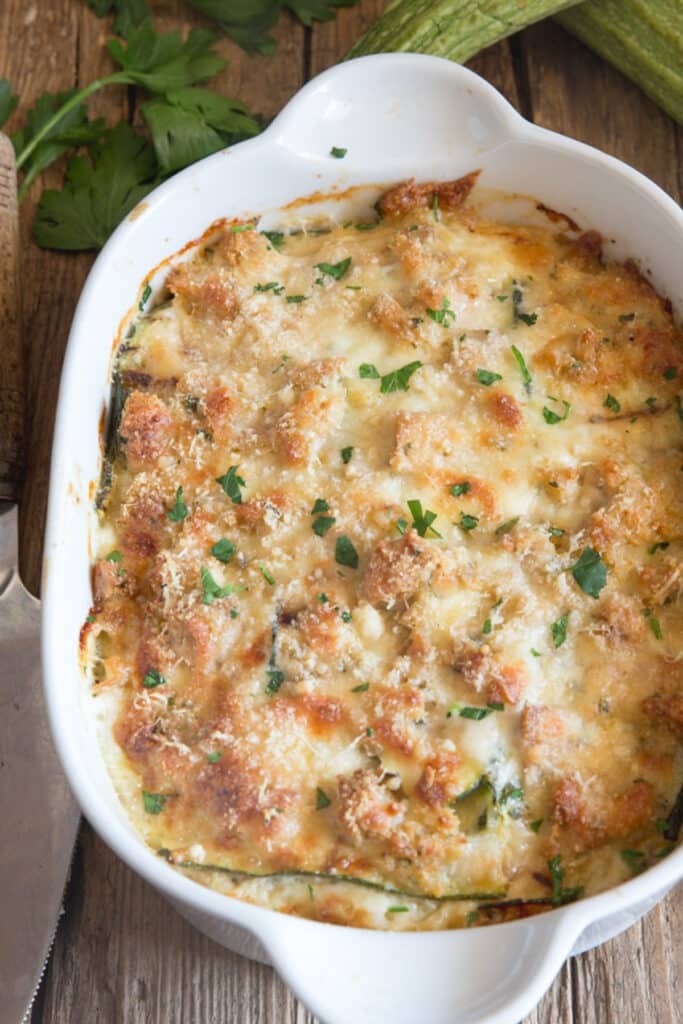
[{"x1": 263, "y1": 908, "x2": 583, "y2": 1024}]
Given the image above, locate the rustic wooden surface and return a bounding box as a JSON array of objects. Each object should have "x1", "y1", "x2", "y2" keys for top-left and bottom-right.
[{"x1": 0, "y1": 2, "x2": 681, "y2": 1021}]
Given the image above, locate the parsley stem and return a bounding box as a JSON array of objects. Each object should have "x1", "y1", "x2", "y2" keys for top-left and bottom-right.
[{"x1": 15, "y1": 72, "x2": 130, "y2": 172}]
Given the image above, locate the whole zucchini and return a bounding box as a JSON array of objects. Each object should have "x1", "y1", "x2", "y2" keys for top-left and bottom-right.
[
  {"x1": 347, "y1": 0, "x2": 582, "y2": 63},
  {"x1": 557, "y1": 0, "x2": 683, "y2": 126}
]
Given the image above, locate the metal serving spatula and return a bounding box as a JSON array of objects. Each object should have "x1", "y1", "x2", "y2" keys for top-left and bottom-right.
[{"x1": 0, "y1": 133, "x2": 80, "y2": 1022}]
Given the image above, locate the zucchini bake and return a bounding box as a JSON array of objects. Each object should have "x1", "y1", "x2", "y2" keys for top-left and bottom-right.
[{"x1": 86, "y1": 174, "x2": 683, "y2": 929}]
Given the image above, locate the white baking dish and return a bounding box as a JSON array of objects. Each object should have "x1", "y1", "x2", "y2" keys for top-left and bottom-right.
[{"x1": 42, "y1": 54, "x2": 683, "y2": 1024}]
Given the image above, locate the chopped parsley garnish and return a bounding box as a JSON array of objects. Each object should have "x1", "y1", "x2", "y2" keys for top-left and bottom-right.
[
  {"x1": 315, "y1": 257, "x2": 351, "y2": 281},
  {"x1": 649, "y1": 616, "x2": 662, "y2": 640},
  {"x1": 620, "y1": 848, "x2": 646, "y2": 872},
  {"x1": 551, "y1": 613, "x2": 569, "y2": 648},
  {"x1": 517, "y1": 311, "x2": 538, "y2": 326},
  {"x1": 406, "y1": 498, "x2": 441, "y2": 538},
  {"x1": 201, "y1": 566, "x2": 237, "y2": 605},
  {"x1": 167, "y1": 486, "x2": 188, "y2": 522},
  {"x1": 359, "y1": 360, "x2": 423, "y2": 393},
  {"x1": 207, "y1": 751, "x2": 222, "y2": 764},
  {"x1": 318, "y1": 593, "x2": 329, "y2": 603},
  {"x1": 447, "y1": 703, "x2": 502, "y2": 720},
  {"x1": 450, "y1": 481, "x2": 471, "y2": 497},
  {"x1": 664, "y1": 367, "x2": 677, "y2": 380},
  {"x1": 311, "y1": 498, "x2": 330, "y2": 514},
  {"x1": 476, "y1": 368, "x2": 502, "y2": 386},
  {"x1": 648, "y1": 541, "x2": 670, "y2": 555},
  {"x1": 619, "y1": 312, "x2": 636, "y2": 322},
  {"x1": 341, "y1": 610, "x2": 352, "y2": 623},
  {"x1": 340, "y1": 446, "x2": 354, "y2": 464},
  {"x1": 355, "y1": 221, "x2": 379, "y2": 231},
  {"x1": 142, "y1": 791, "x2": 167, "y2": 815},
  {"x1": 387, "y1": 906, "x2": 410, "y2": 913},
  {"x1": 286, "y1": 294, "x2": 308, "y2": 304},
  {"x1": 549, "y1": 526, "x2": 565, "y2": 537},
  {"x1": 216, "y1": 465, "x2": 246, "y2": 504},
  {"x1": 645, "y1": 396, "x2": 657, "y2": 409},
  {"x1": 466, "y1": 911, "x2": 480, "y2": 926},
  {"x1": 335, "y1": 535, "x2": 359, "y2": 569},
  {"x1": 230, "y1": 223, "x2": 254, "y2": 233},
  {"x1": 571, "y1": 547, "x2": 608, "y2": 598},
  {"x1": 426, "y1": 297, "x2": 456, "y2": 327},
  {"x1": 380, "y1": 361, "x2": 423, "y2": 393},
  {"x1": 482, "y1": 619, "x2": 492, "y2": 635},
  {"x1": 510, "y1": 345, "x2": 532, "y2": 391},
  {"x1": 261, "y1": 230, "x2": 284, "y2": 250},
  {"x1": 494, "y1": 516, "x2": 519, "y2": 536},
  {"x1": 139, "y1": 283, "x2": 151, "y2": 310},
  {"x1": 313, "y1": 515, "x2": 336, "y2": 536},
  {"x1": 351, "y1": 682, "x2": 369, "y2": 693},
  {"x1": 142, "y1": 669, "x2": 165, "y2": 689},
  {"x1": 265, "y1": 669, "x2": 285, "y2": 695},
  {"x1": 459, "y1": 512, "x2": 479, "y2": 532},
  {"x1": 431, "y1": 192, "x2": 440, "y2": 221},
  {"x1": 105, "y1": 549, "x2": 122, "y2": 562},
  {"x1": 604, "y1": 393, "x2": 621, "y2": 413},
  {"x1": 531, "y1": 649, "x2": 542, "y2": 657},
  {"x1": 499, "y1": 784, "x2": 524, "y2": 804},
  {"x1": 543, "y1": 399, "x2": 571, "y2": 424},
  {"x1": 548, "y1": 855, "x2": 584, "y2": 906},
  {"x1": 211, "y1": 538, "x2": 236, "y2": 563},
  {"x1": 315, "y1": 787, "x2": 331, "y2": 809},
  {"x1": 254, "y1": 281, "x2": 284, "y2": 294},
  {"x1": 396, "y1": 517, "x2": 408, "y2": 535},
  {"x1": 530, "y1": 818, "x2": 544, "y2": 833},
  {"x1": 259, "y1": 564, "x2": 276, "y2": 585},
  {"x1": 497, "y1": 295, "x2": 508, "y2": 302},
  {"x1": 330, "y1": 146, "x2": 347, "y2": 158}
]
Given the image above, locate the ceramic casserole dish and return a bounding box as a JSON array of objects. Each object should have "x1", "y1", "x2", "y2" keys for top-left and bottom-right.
[{"x1": 42, "y1": 54, "x2": 683, "y2": 1024}]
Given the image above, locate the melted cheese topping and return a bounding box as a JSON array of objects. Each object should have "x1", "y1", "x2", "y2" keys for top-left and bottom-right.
[{"x1": 88, "y1": 177, "x2": 683, "y2": 930}]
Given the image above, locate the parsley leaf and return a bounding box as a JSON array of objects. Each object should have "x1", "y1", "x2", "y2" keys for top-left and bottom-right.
[
  {"x1": 87, "y1": 0, "x2": 149, "y2": 38},
  {"x1": 313, "y1": 515, "x2": 336, "y2": 536},
  {"x1": 426, "y1": 297, "x2": 456, "y2": 327},
  {"x1": 351, "y1": 682, "x2": 369, "y2": 693},
  {"x1": 330, "y1": 146, "x2": 347, "y2": 158},
  {"x1": 447, "y1": 704, "x2": 502, "y2": 720},
  {"x1": 311, "y1": 498, "x2": 330, "y2": 514},
  {"x1": 450, "y1": 481, "x2": 470, "y2": 497},
  {"x1": 186, "y1": 0, "x2": 357, "y2": 55},
  {"x1": 33, "y1": 122, "x2": 157, "y2": 250},
  {"x1": 341, "y1": 446, "x2": 354, "y2": 464},
  {"x1": 542, "y1": 399, "x2": 571, "y2": 424},
  {"x1": 335, "y1": 535, "x2": 358, "y2": 569},
  {"x1": 207, "y1": 751, "x2": 222, "y2": 763},
  {"x1": 315, "y1": 787, "x2": 331, "y2": 809},
  {"x1": 380, "y1": 361, "x2": 422, "y2": 393},
  {"x1": 604, "y1": 393, "x2": 621, "y2": 413},
  {"x1": 459, "y1": 513, "x2": 479, "y2": 531},
  {"x1": 262, "y1": 230, "x2": 285, "y2": 250},
  {"x1": 259, "y1": 563, "x2": 276, "y2": 585},
  {"x1": 211, "y1": 538, "x2": 236, "y2": 563},
  {"x1": 216, "y1": 465, "x2": 246, "y2": 504},
  {"x1": 315, "y1": 257, "x2": 351, "y2": 280},
  {"x1": 571, "y1": 547, "x2": 608, "y2": 598},
  {"x1": 107, "y1": 22, "x2": 227, "y2": 94},
  {"x1": 142, "y1": 791, "x2": 168, "y2": 814},
  {"x1": 549, "y1": 856, "x2": 584, "y2": 906},
  {"x1": 201, "y1": 566, "x2": 237, "y2": 604},
  {"x1": 406, "y1": 499, "x2": 441, "y2": 538},
  {"x1": 142, "y1": 669, "x2": 165, "y2": 688},
  {"x1": 476, "y1": 369, "x2": 502, "y2": 386},
  {"x1": 255, "y1": 281, "x2": 284, "y2": 294},
  {"x1": 359, "y1": 363, "x2": 380, "y2": 379},
  {"x1": 167, "y1": 486, "x2": 188, "y2": 522},
  {"x1": 265, "y1": 668, "x2": 285, "y2": 695},
  {"x1": 141, "y1": 87, "x2": 261, "y2": 175},
  {"x1": 517, "y1": 311, "x2": 538, "y2": 326},
  {"x1": 510, "y1": 345, "x2": 532, "y2": 392},
  {"x1": 620, "y1": 848, "x2": 646, "y2": 873},
  {"x1": 551, "y1": 613, "x2": 568, "y2": 648},
  {"x1": 494, "y1": 516, "x2": 519, "y2": 536}
]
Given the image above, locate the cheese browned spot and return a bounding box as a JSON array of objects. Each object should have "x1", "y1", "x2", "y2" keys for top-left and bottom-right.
[{"x1": 87, "y1": 178, "x2": 683, "y2": 932}]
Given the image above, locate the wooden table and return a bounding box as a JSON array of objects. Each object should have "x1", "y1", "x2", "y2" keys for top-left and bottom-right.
[{"x1": 2, "y1": 2, "x2": 681, "y2": 1020}]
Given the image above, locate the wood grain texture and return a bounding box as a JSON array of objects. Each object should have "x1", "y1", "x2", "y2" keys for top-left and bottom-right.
[{"x1": 0, "y1": 3, "x2": 678, "y2": 1023}]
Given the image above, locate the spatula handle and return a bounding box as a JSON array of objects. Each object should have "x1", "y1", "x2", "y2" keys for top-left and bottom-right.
[{"x1": 0, "y1": 132, "x2": 23, "y2": 503}]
